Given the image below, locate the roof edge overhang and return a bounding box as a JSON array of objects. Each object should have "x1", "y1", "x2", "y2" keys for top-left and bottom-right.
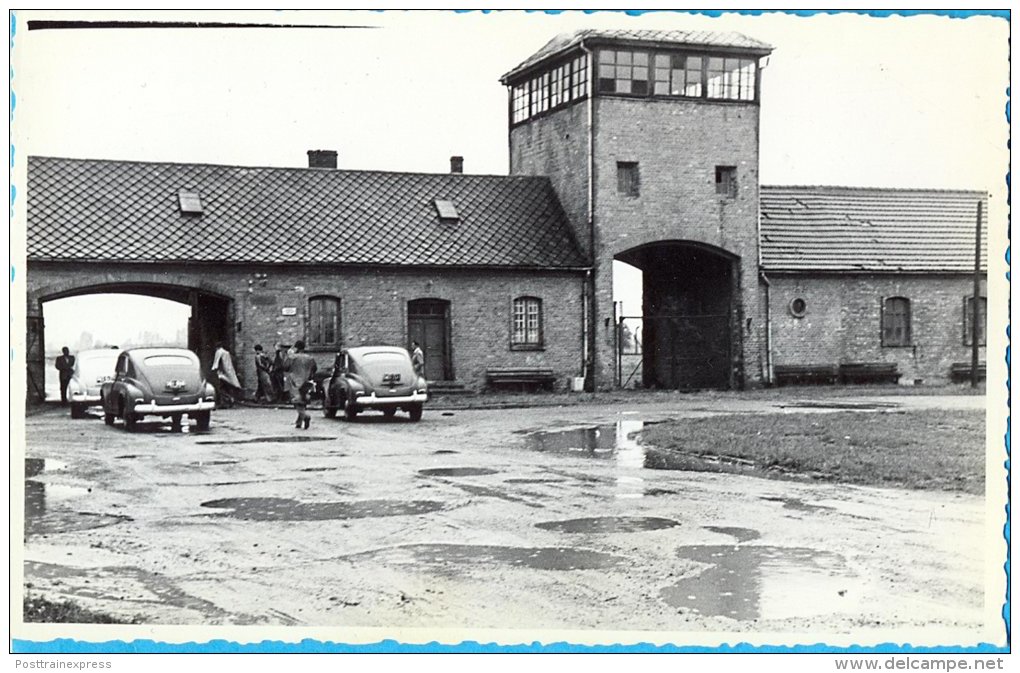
[
  {"x1": 26, "y1": 258, "x2": 592, "y2": 274},
  {"x1": 500, "y1": 36, "x2": 772, "y2": 85}
]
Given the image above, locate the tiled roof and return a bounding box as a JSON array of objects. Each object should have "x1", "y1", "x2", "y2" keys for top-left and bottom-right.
[
  {"x1": 502, "y1": 28, "x2": 773, "y2": 82},
  {"x1": 760, "y1": 186, "x2": 989, "y2": 273},
  {"x1": 26, "y1": 156, "x2": 587, "y2": 269}
]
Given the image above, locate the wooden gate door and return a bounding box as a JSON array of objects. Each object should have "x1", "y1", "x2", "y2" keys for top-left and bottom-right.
[{"x1": 407, "y1": 299, "x2": 451, "y2": 381}]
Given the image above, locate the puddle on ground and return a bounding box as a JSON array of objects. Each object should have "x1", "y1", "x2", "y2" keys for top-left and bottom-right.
[
  {"x1": 114, "y1": 455, "x2": 146, "y2": 460},
  {"x1": 26, "y1": 458, "x2": 67, "y2": 477},
  {"x1": 760, "y1": 496, "x2": 836, "y2": 513},
  {"x1": 348, "y1": 543, "x2": 625, "y2": 573},
  {"x1": 536, "y1": 516, "x2": 680, "y2": 534},
  {"x1": 661, "y1": 544, "x2": 861, "y2": 621},
  {"x1": 432, "y1": 450, "x2": 459, "y2": 455},
  {"x1": 703, "y1": 526, "x2": 761, "y2": 543},
  {"x1": 418, "y1": 467, "x2": 498, "y2": 477},
  {"x1": 201, "y1": 497, "x2": 444, "y2": 521},
  {"x1": 524, "y1": 422, "x2": 646, "y2": 463},
  {"x1": 189, "y1": 460, "x2": 241, "y2": 466},
  {"x1": 300, "y1": 467, "x2": 338, "y2": 472},
  {"x1": 24, "y1": 479, "x2": 129, "y2": 537},
  {"x1": 504, "y1": 477, "x2": 567, "y2": 484},
  {"x1": 196, "y1": 436, "x2": 335, "y2": 445},
  {"x1": 782, "y1": 401, "x2": 901, "y2": 411}
]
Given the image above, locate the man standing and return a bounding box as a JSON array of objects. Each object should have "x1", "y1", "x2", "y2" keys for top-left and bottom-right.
[
  {"x1": 283, "y1": 340, "x2": 317, "y2": 429},
  {"x1": 253, "y1": 344, "x2": 274, "y2": 404},
  {"x1": 55, "y1": 346, "x2": 75, "y2": 404},
  {"x1": 411, "y1": 340, "x2": 425, "y2": 379}
]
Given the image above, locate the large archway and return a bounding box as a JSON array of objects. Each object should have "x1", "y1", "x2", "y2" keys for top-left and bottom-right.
[
  {"x1": 28, "y1": 282, "x2": 234, "y2": 402},
  {"x1": 616, "y1": 241, "x2": 740, "y2": 390}
]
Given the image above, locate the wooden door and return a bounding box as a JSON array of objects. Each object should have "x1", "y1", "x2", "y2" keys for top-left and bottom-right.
[{"x1": 408, "y1": 299, "x2": 450, "y2": 381}]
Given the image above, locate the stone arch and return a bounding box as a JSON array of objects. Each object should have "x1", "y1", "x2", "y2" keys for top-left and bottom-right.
[{"x1": 615, "y1": 240, "x2": 742, "y2": 390}]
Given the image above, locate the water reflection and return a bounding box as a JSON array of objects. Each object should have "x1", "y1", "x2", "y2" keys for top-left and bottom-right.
[{"x1": 661, "y1": 544, "x2": 860, "y2": 620}]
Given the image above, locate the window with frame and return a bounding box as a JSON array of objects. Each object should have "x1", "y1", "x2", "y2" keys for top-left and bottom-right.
[
  {"x1": 715, "y1": 166, "x2": 737, "y2": 197},
  {"x1": 964, "y1": 296, "x2": 987, "y2": 346},
  {"x1": 512, "y1": 297, "x2": 543, "y2": 348},
  {"x1": 598, "y1": 49, "x2": 649, "y2": 95},
  {"x1": 882, "y1": 297, "x2": 912, "y2": 347},
  {"x1": 308, "y1": 296, "x2": 341, "y2": 350},
  {"x1": 653, "y1": 53, "x2": 703, "y2": 97},
  {"x1": 617, "y1": 161, "x2": 640, "y2": 197}
]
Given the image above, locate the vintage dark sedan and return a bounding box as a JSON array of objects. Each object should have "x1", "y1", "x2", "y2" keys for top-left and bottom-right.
[
  {"x1": 322, "y1": 346, "x2": 428, "y2": 422},
  {"x1": 101, "y1": 347, "x2": 216, "y2": 431}
]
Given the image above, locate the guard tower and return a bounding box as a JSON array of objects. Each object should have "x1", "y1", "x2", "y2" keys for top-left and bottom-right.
[{"x1": 501, "y1": 29, "x2": 773, "y2": 390}]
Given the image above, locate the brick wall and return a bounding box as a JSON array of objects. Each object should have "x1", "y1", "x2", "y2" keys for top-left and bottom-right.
[
  {"x1": 509, "y1": 102, "x2": 592, "y2": 259},
  {"x1": 769, "y1": 273, "x2": 988, "y2": 384},
  {"x1": 592, "y1": 96, "x2": 766, "y2": 389},
  {"x1": 508, "y1": 94, "x2": 768, "y2": 390},
  {"x1": 27, "y1": 262, "x2": 586, "y2": 395}
]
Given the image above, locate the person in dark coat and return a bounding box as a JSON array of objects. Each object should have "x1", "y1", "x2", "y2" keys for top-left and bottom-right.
[
  {"x1": 55, "y1": 346, "x2": 75, "y2": 404},
  {"x1": 271, "y1": 344, "x2": 289, "y2": 402},
  {"x1": 253, "y1": 344, "x2": 274, "y2": 403},
  {"x1": 282, "y1": 340, "x2": 317, "y2": 429}
]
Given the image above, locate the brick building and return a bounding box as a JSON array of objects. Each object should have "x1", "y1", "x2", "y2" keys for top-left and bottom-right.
[
  {"x1": 22, "y1": 29, "x2": 988, "y2": 398},
  {"x1": 761, "y1": 186, "x2": 988, "y2": 385}
]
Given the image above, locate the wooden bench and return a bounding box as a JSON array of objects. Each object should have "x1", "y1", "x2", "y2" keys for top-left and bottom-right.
[
  {"x1": 838, "y1": 362, "x2": 900, "y2": 385},
  {"x1": 486, "y1": 367, "x2": 557, "y2": 392},
  {"x1": 773, "y1": 364, "x2": 838, "y2": 386},
  {"x1": 950, "y1": 362, "x2": 986, "y2": 383}
]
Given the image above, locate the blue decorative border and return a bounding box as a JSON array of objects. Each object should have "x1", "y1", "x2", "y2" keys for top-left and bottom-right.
[
  {"x1": 8, "y1": 7, "x2": 1011, "y2": 654},
  {"x1": 8, "y1": 639, "x2": 1013, "y2": 654}
]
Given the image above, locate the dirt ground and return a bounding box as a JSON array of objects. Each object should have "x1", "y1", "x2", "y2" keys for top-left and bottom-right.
[{"x1": 15, "y1": 392, "x2": 1000, "y2": 646}]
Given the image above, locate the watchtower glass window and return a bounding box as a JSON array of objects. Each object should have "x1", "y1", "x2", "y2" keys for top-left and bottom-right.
[
  {"x1": 598, "y1": 47, "x2": 757, "y2": 102},
  {"x1": 510, "y1": 54, "x2": 589, "y2": 125}
]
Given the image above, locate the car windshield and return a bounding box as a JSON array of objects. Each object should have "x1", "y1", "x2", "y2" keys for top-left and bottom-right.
[
  {"x1": 78, "y1": 352, "x2": 119, "y2": 373},
  {"x1": 143, "y1": 355, "x2": 194, "y2": 367},
  {"x1": 358, "y1": 352, "x2": 412, "y2": 378}
]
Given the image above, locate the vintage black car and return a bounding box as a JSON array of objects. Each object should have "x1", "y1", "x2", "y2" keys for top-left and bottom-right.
[
  {"x1": 100, "y1": 347, "x2": 216, "y2": 431},
  {"x1": 322, "y1": 346, "x2": 428, "y2": 422}
]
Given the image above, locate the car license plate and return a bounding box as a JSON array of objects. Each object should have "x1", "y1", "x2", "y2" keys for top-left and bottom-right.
[
  {"x1": 165, "y1": 379, "x2": 187, "y2": 392},
  {"x1": 96, "y1": 375, "x2": 114, "y2": 384},
  {"x1": 382, "y1": 373, "x2": 401, "y2": 385}
]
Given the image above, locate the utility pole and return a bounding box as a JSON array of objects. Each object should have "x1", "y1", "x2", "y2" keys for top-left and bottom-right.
[{"x1": 971, "y1": 200, "x2": 983, "y2": 388}]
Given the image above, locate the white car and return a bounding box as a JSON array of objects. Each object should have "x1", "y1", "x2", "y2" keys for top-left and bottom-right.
[{"x1": 67, "y1": 348, "x2": 122, "y2": 418}]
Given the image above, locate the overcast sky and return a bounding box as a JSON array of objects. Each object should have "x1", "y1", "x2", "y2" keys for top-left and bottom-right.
[{"x1": 11, "y1": 9, "x2": 1010, "y2": 345}]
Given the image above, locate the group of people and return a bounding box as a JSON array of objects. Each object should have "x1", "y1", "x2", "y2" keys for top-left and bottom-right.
[{"x1": 211, "y1": 341, "x2": 318, "y2": 429}]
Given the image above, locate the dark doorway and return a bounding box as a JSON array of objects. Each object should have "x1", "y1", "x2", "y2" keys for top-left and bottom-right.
[
  {"x1": 616, "y1": 243, "x2": 737, "y2": 390},
  {"x1": 407, "y1": 299, "x2": 451, "y2": 381}
]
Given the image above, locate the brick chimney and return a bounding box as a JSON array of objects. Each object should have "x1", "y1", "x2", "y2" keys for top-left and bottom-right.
[
  {"x1": 307, "y1": 150, "x2": 338, "y2": 169},
  {"x1": 450, "y1": 156, "x2": 464, "y2": 174}
]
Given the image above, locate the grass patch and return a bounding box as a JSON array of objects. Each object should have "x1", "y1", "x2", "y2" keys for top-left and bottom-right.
[
  {"x1": 24, "y1": 593, "x2": 139, "y2": 624},
  {"x1": 639, "y1": 409, "x2": 985, "y2": 494}
]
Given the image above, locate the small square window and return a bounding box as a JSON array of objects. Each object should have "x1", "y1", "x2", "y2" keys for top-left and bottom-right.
[
  {"x1": 715, "y1": 166, "x2": 737, "y2": 198},
  {"x1": 434, "y1": 199, "x2": 459, "y2": 222},
  {"x1": 178, "y1": 190, "x2": 204, "y2": 215},
  {"x1": 617, "y1": 162, "x2": 640, "y2": 197}
]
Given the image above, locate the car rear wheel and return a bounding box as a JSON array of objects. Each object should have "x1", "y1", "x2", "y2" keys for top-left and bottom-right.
[
  {"x1": 345, "y1": 399, "x2": 359, "y2": 422},
  {"x1": 323, "y1": 405, "x2": 337, "y2": 418},
  {"x1": 70, "y1": 403, "x2": 85, "y2": 419},
  {"x1": 193, "y1": 411, "x2": 211, "y2": 431},
  {"x1": 104, "y1": 412, "x2": 115, "y2": 426},
  {"x1": 124, "y1": 412, "x2": 139, "y2": 432},
  {"x1": 408, "y1": 404, "x2": 423, "y2": 422}
]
